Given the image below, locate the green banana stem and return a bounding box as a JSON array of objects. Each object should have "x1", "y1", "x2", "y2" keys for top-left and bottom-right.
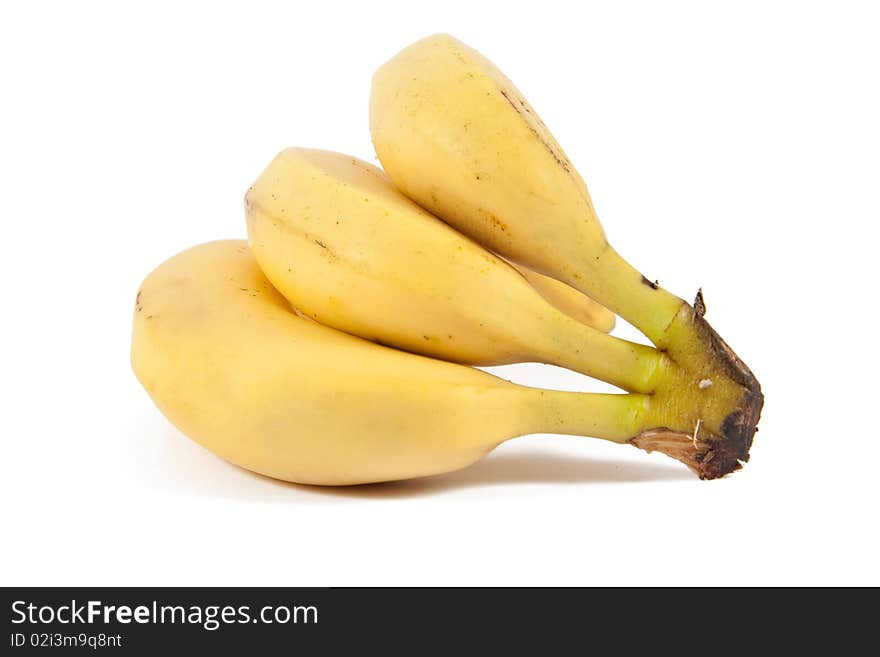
[
  {"x1": 531, "y1": 387, "x2": 754, "y2": 479},
  {"x1": 531, "y1": 390, "x2": 647, "y2": 443},
  {"x1": 560, "y1": 245, "x2": 764, "y2": 478},
  {"x1": 580, "y1": 245, "x2": 685, "y2": 346},
  {"x1": 541, "y1": 319, "x2": 665, "y2": 394}
]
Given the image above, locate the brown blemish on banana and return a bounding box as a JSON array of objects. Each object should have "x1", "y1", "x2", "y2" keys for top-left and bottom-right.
[
  {"x1": 487, "y1": 213, "x2": 506, "y2": 233},
  {"x1": 477, "y1": 207, "x2": 507, "y2": 233},
  {"x1": 313, "y1": 239, "x2": 338, "y2": 261},
  {"x1": 499, "y1": 88, "x2": 519, "y2": 111},
  {"x1": 499, "y1": 89, "x2": 571, "y2": 173},
  {"x1": 640, "y1": 275, "x2": 659, "y2": 290}
]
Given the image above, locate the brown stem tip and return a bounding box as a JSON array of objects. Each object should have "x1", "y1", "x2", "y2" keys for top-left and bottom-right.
[
  {"x1": 631, "y1": 428, "x2": 746, "y2": 480},
  {"x1": 631, "y1": 310, "x2": 764, "y2": 480}
]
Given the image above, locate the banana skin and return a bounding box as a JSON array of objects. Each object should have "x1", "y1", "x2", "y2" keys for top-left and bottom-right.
[
  {"x1": 509, "y1": 261, "x2": 615, "y2": 334},
  {"x1": 131, "y1": 241, "x2": 649, "y2": 485},
  {"x1": 246, "y1": 149, "x2": 654, "y2": 393}
]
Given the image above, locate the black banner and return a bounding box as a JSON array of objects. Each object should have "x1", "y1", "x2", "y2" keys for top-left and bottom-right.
[{"x1": 0, "y1": 587, "x2": 868, "y2": 652}]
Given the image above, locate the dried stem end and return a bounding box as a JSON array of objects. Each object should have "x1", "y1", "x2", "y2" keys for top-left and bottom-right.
[
  {"x1": 631, "y1": 428, "x2": 743, "y2": 480},
  {"x1": 631, "y1": 302, "x2": 764, "y2": 479}
]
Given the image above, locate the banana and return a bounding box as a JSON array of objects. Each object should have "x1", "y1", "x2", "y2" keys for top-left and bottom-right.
[
  {"x1": 130, "y1": 240, "x2": 684, "y2": 485},
  {"x1": 370, "y1": 34, "x2": 763, "y2": 476},
  {"x1": 507, "y1": 261, "x2": 615, "y2": 333},
  {"x1": 246, "y1": 148, "x2": 653, "y2": 393}
]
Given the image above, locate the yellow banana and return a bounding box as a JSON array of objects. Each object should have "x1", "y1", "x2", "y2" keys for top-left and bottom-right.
[
  {"x1": 508, "y1": 261, "x2": 615, "y2": 333},
  {"x1": 246, "y1": 148, "x2": 654, "y2": 393},
  {"x1": 370, "y1": 34, "x2": 763, "y2": 476},
  {"x1": 130, "y1": 240, "x2": 696, "y2": 485}
]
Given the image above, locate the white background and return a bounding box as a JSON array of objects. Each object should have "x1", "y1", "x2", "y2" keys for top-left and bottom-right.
[{"x1": 2, "y1": 1, "x2": 878, "y2": 586}]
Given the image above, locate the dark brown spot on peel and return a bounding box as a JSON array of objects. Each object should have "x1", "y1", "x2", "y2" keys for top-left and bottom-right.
[
  {"x1": 641, "y1": 275, "x2": 659, "y2": 290},
  {"x1": 304, "y1": 237, "x2": 337, "y2": 260},
  {"x1": 499, "y1": 89, "x2": 571, "y2": 173},
  {"x1": 477, "y1": 207, "x2": 507, "y2": 233},
  {"x1": 499, "y1": 89, "x2": 519, "y2": 111},
  {"x1": 487, "y1": 213, "x2": 506, "y2": 232}
]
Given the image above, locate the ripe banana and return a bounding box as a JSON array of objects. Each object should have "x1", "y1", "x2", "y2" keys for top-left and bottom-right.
[
  {"x1": 131, "y1": 240, "x2": 691, "y2": 485},
  {"x1": 246, "y1": 148, "x2": 653, "y2": 392},
  {"x1": 370, "y1": 34, "x2": 763, "y2": 476},
  {"x1": 507, "y1": 261, "x2": 615, "y2": 333}
]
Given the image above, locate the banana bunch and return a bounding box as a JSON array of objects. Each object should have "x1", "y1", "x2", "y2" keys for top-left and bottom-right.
[{"x1": 132, "y1": 35, "x2": 763, "y2": 485}]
